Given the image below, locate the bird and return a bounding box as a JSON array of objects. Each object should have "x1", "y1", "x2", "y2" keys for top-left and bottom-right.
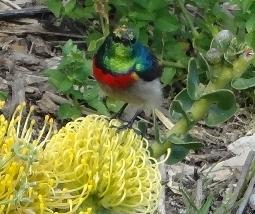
[{"x1": 93, "y1": 25, "x2": 162, "y2": 129}]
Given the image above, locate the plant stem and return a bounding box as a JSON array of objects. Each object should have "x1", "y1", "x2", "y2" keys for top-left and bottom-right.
[
  {"x1": 151, "y1": 55, "x2": 254, "y2": 159},
  {"x1": 99, "y1": 15, "x2": 107, "y2": 36},
  {"x1": 177, "y1": 0, "x2": 199, "y2": 38},
  {"x1": 161, "y1": 60, "x2": 186, "y2": 69},
  {"x1": 94, "y1": 0, "x2": 109, "y2": 36}
]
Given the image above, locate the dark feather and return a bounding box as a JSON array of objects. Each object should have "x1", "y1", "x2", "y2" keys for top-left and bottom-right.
[
  {"x1": 133, "y1": 43, "x2": 162, "y2": 81},
  {"x1": 135, "y1": 56, "x2": 162, "y2": 81}
]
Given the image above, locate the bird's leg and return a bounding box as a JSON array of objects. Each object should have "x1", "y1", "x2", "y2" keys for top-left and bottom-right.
[
  {"x1": 110, "y1": 103, "x2": 128, "y2": 120},
  {"x1": 102, "y1": 96, "x2": 107, "y2": 107},
  {"x1": 115, "y1": 110, "x2": 141, "y2": 132}
]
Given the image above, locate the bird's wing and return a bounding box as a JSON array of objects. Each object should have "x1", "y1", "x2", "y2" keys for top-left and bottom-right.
[{"x1": 134, "y1": 44, "x2": 162, "y2": 81}]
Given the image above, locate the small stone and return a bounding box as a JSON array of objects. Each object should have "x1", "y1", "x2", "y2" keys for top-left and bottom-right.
[{"x1": 249, "y1": 193, "x2": 255, "y2": 210}]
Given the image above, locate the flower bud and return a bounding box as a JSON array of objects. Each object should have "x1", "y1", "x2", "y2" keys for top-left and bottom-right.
[
  {"x1": 205, "y1": 48, "x2": 222, "y2": 64},
  {"x1": 211, "y1": 30, "x2": 235, "y2": 51}
]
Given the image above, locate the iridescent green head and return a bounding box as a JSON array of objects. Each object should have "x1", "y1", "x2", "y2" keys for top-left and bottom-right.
[
  {"x1": 109, "y1": 25, "x2": 137, "y2": 57},
  {"x1": 97, "y1": 25, "x2": 138, "y2": 73}
]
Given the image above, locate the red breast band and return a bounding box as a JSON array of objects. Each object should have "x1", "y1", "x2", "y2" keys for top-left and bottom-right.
[{"x1": 93, "y1": 59, "x2": 136, "y2": 89}]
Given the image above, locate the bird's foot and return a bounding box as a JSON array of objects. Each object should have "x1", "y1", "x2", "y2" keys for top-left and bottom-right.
[
  {"x1": 115, "y1": 121, "x2": 133, "y2": 132},
  {"x1": 110, "y1": 110, "x2": 142, "y2": 135},
  {"x1": 111, "y1": 122, "x2": 142, "y2": 136}
]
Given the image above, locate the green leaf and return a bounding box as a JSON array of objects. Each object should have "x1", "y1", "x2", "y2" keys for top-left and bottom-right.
[
  {"x1": 231, "y1": 76, "x2": 255, "y2": 90},
  {"x1": 68, "y1": 88, "x2": 83, "y2": 100},
  {"x1": 87, "y1": 37, "x2": 106, "y2": 52},
  {"x1": 198, "y1": 195, "x2": 213, "y2": 214},
  {"x1": 87, "y1": 32, "x2": 104, "y2": 47},
  {"x1": 64, "y1": 0, "x2": 76, "y2": 15},
  {"x1": 72, "y1": 6, "x2": 94, "y2": 19},
  {"x1": 62, "y1": 40, "x2": 76, "y2": 55},
  {"x1": 88, "y1": 98, "x2": 109, "y2": 116},
  {"x1": 47, "y1": 0, "x2": 62, "y2": 17},
  {"x1": 161, "y1": 67, "x2": 176, "y2": 85},
  {"x1": 187, "y1": 56, "x2": 209, "y2": 100},
  {"x1": 0, "y1": 91, "x2": 8, "y2": 101},
  {"x1": 58, "y1": 103, "x2": 81, "y2": 120},
  {"x1": 242, "y1": 0, "x2": 254, "y2": 12},
  {"x1": 202, "y1": 89, "x2": 237, "y2": 126},
  {"x1": 147, "y1": 0, "x2": 168, "y2": 12},
  {"x1": 163, "y1": 41, "x2": 189, "y2": 64},
  {"x1": 137, "y1": 28, "x2": 149, "y2": 44},
  {"x1": 169, "y1": 135, "x2": 202, "y2": 150},
  {"x1": 170, "y1": 89, "x2": 237, "y2": 127},
  {"x1": 46, "y1": 69, "x2": 73, "y2": 92},
  {"x1": 132, "y1": 0, "x2": 148, "y2": 9},
  {"x1": 170, "y1": 100, "x2": 194, "y2": 127},
  {"x1": 246, "y1": 14, "x2": 255, "y2": 33},
  {"x1": 70, "y1": 64, "x2": 90, "y2": 82},
  {"x1": 138, "y1": 121, "x2": 148, "y2": 136},
  {"x1": 245, "y1": 32, "x2": 255, "y2": 49},
  {"x1": 166, "y1": 135, "x2": 202, "y2": 164},
  {"x1": 187, "y1": 58, "x2": 205, "y2": 100},
  {"x1": 129, "y1": 11, "x2": 155, "y2": 21},
  {"x1": 133, "y1": 0, "x2": 168, "y2": 12},
  {"x1": 155, "y1": 16, "x2": 179, "y2": 32},
  {"x1": 83, "y1": 85, "x2": 99, "y2": 101},
  {"x1": 166, "y1": 143, "x2": 189, "y2": 164},
  {"x1": 112, "y1": 0, "x2": 128, "y2": 7},
  {"x1": 106, "y1": 98, "x2": 124, "y2": 113},
  {"x1": 169, "y1": 89, "x2": 194, "y2": 122},
  {"x1": 198, "y1": 53, "x2": 211, "y2": 80}
]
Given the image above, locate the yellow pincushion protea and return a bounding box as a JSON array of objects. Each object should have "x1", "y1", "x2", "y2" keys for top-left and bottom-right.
[
  {"x1": 0, "y1": 103, "x2": 162, "y2": 214},
  {"x1": 38, "y1": 115, "x2": 162, "y2": 213},
  {"x1": 0, "y1": 103, "x2": 54, "y2": 213}
]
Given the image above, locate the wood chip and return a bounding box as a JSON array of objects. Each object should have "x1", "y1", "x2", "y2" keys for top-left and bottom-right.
[{"x1": 0, "y1": 0, "x2": 21, "y2": 9}]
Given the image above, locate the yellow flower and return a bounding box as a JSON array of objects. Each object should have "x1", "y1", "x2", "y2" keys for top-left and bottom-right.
[
  {"x1": 0, "y1": 103, "x2": 53, "y2": 214},
  {"x1": 37, "y1": 115, "x2": 162, "y2": 213},
  {"x1": 0, "y1": 103, "x2": 162, "y2": 214},
  {"x1": 0, "y1": 101, "x2": 5, "y2": 109}
]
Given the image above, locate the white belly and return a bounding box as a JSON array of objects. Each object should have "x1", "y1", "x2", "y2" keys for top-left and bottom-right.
[{"x1": 99, "y1": 79, "x2": 162, "y2": 108}]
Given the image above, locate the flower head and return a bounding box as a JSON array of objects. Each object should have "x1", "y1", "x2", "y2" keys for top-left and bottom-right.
[
  {"x1": 0, "y1": 103, "x2": 162, "y2": 213},
  {"x1": 38, "y1": 115, "x2": 162, "y2": 213},
  {"x1": 0, "y1": 103, "x2": 53, "y2": 213}
]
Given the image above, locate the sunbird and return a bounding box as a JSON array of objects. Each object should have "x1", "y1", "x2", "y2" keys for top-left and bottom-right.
[{"x1": 93, "y1": 25, "x2": 162, "y2": 128}]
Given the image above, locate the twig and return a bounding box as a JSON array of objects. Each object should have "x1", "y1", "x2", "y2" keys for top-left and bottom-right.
[
  {"x1": 0, "y1": 6, "x2": 51, "y2": 19},
  {"x1": 80, "y1": 106, "x2": 99, "y2": 115},
  {"x1": 230, "y1": 151, "x2": 255, "y2": 204},
  {"x1": 44, "y1": 91, "x2": 71, "y2": 105},
  {"x1": 236, "y1": 174, "x2": 255, "y2": 214},
  {"x1": 0, "y1": 0, "x2": 21, "y2": 9},
  {"x1": 8, "y1": 76, "x2": 25, "y2": 117},
  {"x1": 158, "y1": 156, "x2": 166, "y2": 214},
  {"x1": 29, "y1": 41, "x2": 35, "y2": 55},
  {"x1": 155, "y1": 108, "x2": 174, "y2": 130},
  {"x1": 47, "y1": 40, "x2": 86, "y2": 45},
  {"x1": 196, "y1": 179, "x2": 203, "y2": 208},
  {"x1": 215, "y1": 151, "x2": 255, "y2": 213},
  {"x1": 0, "y1": 30, "x2": 85, "y2": 39}
]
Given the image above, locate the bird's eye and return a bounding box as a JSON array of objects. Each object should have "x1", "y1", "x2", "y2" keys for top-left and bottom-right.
[
  {"x1": 130, "y1": 38, "x2": 136, "y2": 44},
  {"x1": 112, "y1": 33, "x2": 136, "y2": 46},
  {"x1": 112, "y1": 35, "x2": 121, "y2": 43}
]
